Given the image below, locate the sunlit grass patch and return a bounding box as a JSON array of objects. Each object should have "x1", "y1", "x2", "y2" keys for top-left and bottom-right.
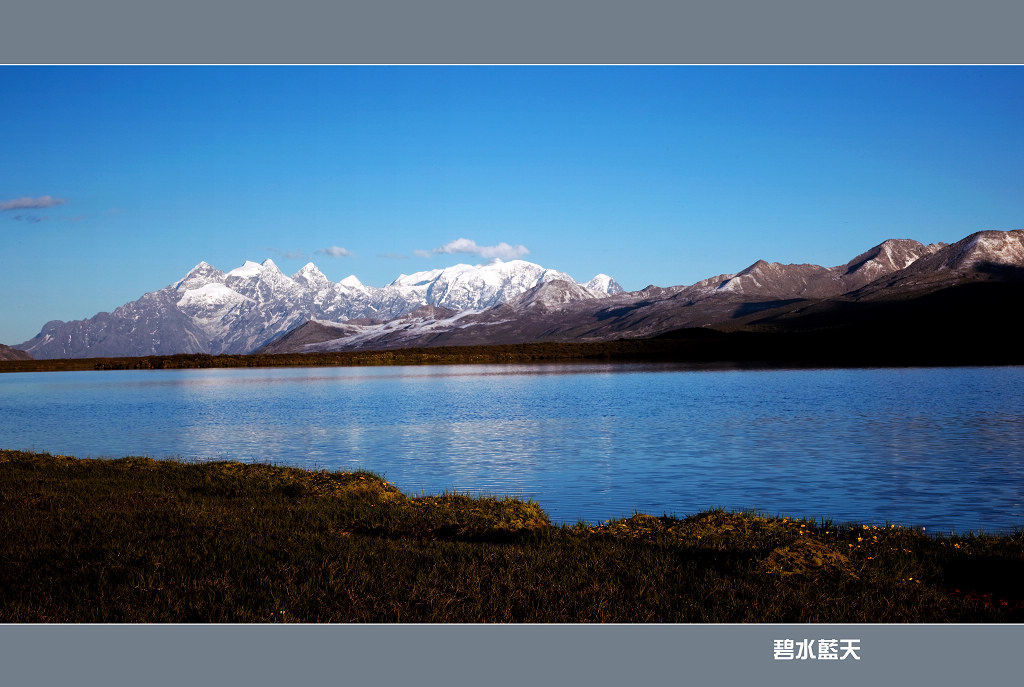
[
  {"x1": 407, "y1": 493, "x2": 551, "y2": 536},
  {"x1": 758, "y1": 538, "x2": 858, "y2": 580}
]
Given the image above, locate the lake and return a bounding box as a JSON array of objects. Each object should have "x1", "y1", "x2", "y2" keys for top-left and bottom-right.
[{"x1": 2, "y1": 363, "x2": 1022, "y2": 533}]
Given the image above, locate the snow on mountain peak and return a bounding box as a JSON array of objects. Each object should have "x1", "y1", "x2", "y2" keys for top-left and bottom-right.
[
  {"x1": 257, "y1": 258, "x2": 289, "y2": 281},
  {"x1": 952, "y1": 229, "x2": 1024, "y2": 269},
  {"x1": 389, "y1": 266, "x2": 449, "y2": 288},
  {"x1": 227, "y1": 260, "x2": 264, "y2": 278},
  {"x1": 182, "y1": 260, "x2": 217, "y2": 277},
  {"x1": 584, "y1": 274, "x2": 624, "y2": 295},
  {"x1": 175, "y1": 261, "x2": 226, "y2": 290},
  {"x1": 292, "y1": 263, "x2": 330, "y2": 288},
  {"x1": 226, "y1": 258, "x2": 290, "y2": 285},
  {"x1": 177, "y1": 282, "x2": 252, "y2": 311},
  {"x1": 339, "y1": 275, "x2": 364, "y2": 288}
]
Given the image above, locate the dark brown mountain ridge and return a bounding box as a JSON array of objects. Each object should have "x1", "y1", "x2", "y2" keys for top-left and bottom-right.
[{"x1": 256, "y1": 229, "x2": 1024, "y2": 360}]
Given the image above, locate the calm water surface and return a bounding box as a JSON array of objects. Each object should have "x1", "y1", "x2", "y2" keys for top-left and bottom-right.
[{"x1": 2, "y1": 364, "x2": 1022, "y2": 533}]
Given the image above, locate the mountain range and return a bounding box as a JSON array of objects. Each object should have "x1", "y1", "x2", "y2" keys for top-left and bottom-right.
[
  {"x1": 12, "y1": 229, "x2": 1024, "y2": 360},
  {"x1": 14, "y1": 259, "x2": 622, "y2": 358}
]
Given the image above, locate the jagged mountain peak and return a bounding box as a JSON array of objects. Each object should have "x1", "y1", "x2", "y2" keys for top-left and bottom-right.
[
  {"x1": 510, "y1": 279, "x2": 603, "y2": 309},
  {"x1": 716, "y1": 260, "x2": 829, "y2": 297},
  {"x1": 175, "y1": 261, "x2": 226, "y2": 291},
  {"x1": 292, "y1": 262, "x2": 330, "y2": 288},
  {"x1": 585, "y1": 274, "x2": 624, "y2": 295},
  {"x1": 842, "y1": 238, "x2": 938, "y2": 276},
  {"x1": 294, "y1": 261, "x2": 324, "y2": 276},
  {"x1": 737, "y1": 259, "x2": 773, "y2": 274},
  {"x1": 180, "y1": 260, "x2": 220, "y2": 278}
]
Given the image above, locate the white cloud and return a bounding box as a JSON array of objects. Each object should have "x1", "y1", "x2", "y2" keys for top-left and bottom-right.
[
  {"x1": 412, "y1": 249, "x2": 432, "y2": 258},
  {"x1": 433, "y1": 238, "x2": 529, "y2": 260},
  {"x1": 0, "y1": 195, "x2": 67, "y2": 211},
  {"x1": 316, "y1": 246, "x2": 353, "y2": 258}
]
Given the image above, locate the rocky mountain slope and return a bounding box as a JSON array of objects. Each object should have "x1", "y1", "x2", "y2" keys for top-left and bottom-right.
[{"x1": 257, "y1": 229, "x2": 1024, "y2": 354}]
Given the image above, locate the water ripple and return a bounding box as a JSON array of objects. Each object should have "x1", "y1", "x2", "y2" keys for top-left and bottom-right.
[{"x1": 2, "y1": 364, "x2": 1023, "y2": 533}]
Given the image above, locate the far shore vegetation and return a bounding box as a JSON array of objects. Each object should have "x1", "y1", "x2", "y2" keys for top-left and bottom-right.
[
  {"x1": 2, "y1": 449, "x2": 1021, "y2": 623},
  {"x1": 1, "y1": 339, "x2": 720, "y2": 373},
  {"x1": 5, "y1": 322, "x2": 1024, "y2": 375}
]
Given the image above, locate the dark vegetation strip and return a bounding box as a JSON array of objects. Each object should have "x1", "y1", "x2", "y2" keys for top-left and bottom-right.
[
  {"x1": 4, "y1": 324, "x2": 1024, "y2": 374},
  {"x1": 2, "y1": 449, "x2": 1022, "y2": 623},
  {"x1": 0, "y1": 338, "x2": 721, "y2": 373}
]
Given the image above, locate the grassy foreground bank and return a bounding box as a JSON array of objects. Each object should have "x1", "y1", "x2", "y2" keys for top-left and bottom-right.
[{"x1": 2, "y1": 450, "x2": 1022, "y2": 623}]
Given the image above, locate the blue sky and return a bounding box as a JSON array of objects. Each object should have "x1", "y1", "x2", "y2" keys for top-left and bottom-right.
[{"x1": 2, "y1": 65, "x2": 1022, "y2": 345}]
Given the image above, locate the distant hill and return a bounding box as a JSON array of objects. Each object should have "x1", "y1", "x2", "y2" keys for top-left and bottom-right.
[{"x1": 0, "y1": 344, "x2": 32, "y2": 361}]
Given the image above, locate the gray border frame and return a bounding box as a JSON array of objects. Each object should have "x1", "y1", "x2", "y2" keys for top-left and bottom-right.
[
  {"x1": 2, "y1": 0, "x2": 1023, "y2": 64},
  {"x1": 2, "y1": 624, "x2": 1022, "y2": 686},
  {"x1": 2, "y1": 1, "x2": 1023, "y2": 686}
]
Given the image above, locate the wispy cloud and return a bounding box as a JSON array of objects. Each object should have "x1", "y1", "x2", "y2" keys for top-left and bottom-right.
[
  {"x1": 413, "y1": 249, "x2": 432, "y2": 258},
  {"x1": 316, "y1": 246, "x2": 353, "y2": 258},
  {"x1": 432, "y1": 238, "x2": 529, "y2": 260},
  {"x1": 378, "y1": 252, "x2": 409, "y2": 259},
  {"x1": 0, "y1": 196, "x2": 67, "y2": 211},
  {"x1": 263, "y1": 247, "x2": 311, "y2": 261},
  {"x1": 11, "y1": 215, "x2": 45, "y2": 224}
]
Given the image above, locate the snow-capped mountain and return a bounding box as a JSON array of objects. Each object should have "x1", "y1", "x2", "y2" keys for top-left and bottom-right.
[
  {"x1": 17, "y1": 258, "x2": 621, "y2": 359},
  {"x1": 13, "y1": 229, "x2": 1024, "y2": 360}
]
